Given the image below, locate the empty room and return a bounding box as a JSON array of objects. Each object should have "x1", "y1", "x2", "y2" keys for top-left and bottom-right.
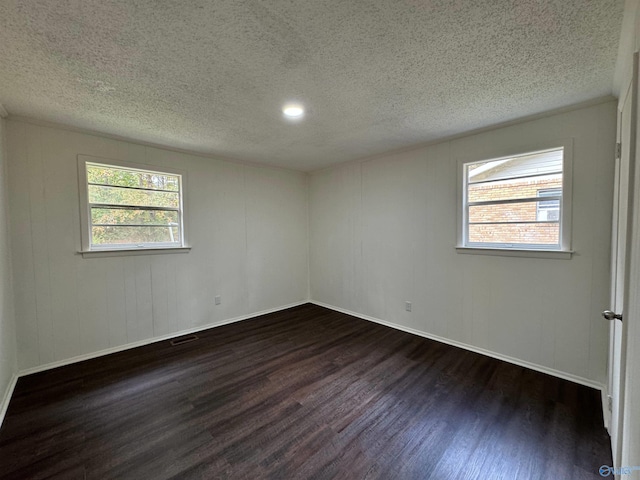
[{"x1": 1, "y1": 1, "x2": 640, "y2": 479}]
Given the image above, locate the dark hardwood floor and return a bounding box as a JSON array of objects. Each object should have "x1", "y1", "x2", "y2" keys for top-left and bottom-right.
[{"x1": 0, "y1": 304, "x2": 611, "y2": 479}]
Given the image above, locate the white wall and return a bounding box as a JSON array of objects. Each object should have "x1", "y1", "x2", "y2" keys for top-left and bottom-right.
[
  {"x1": 6, "y1": 120, "x2": 309, "y2": 371},
  {"x1": 0, "y1": 117, "x2": 18, "y2": 417},
  {"x1": 310, "y1": 100, "x2": 616, "y2": 385}
]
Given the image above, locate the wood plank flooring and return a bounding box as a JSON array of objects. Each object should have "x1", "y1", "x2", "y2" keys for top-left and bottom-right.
[{"x1": 0, "y1": 304, "x2": 612, "y2": 479}]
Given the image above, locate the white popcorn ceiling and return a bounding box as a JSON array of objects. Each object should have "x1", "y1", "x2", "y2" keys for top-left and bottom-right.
[{"x1": 0, "y1": 0, "x2": 623, "y2": 171}]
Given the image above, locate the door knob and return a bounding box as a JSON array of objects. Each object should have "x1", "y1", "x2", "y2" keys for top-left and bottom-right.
[{"x1": 602, "y1": 310, "x2": 623, "y2": 321}]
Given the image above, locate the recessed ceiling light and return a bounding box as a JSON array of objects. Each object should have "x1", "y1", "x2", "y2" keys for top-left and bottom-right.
[{"x1": 283, "y1": 104, "x2": 304, "y2": 119}]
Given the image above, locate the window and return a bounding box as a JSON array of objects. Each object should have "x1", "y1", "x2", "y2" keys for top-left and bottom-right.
[
  {"x1": 536, "y1": 188, "x2": 561, "y2": 222},
  {"x1": 78, "y1": 156, "x2": 188, "y2": 254},
  {"x1": 458, "y1": 144, "x2": 572, "y2": 255}
]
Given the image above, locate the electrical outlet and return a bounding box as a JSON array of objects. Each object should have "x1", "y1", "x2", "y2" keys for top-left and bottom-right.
[
  {"x1": 405, "y1": 301, "x2": 412, "y2": 312},
  {"x1": 214, "y1": 295, "x2": 221, "y2": 305}
]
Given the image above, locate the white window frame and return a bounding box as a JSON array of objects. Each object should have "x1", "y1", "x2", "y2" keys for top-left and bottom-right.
[
  {"x1": 78, "y1": 155, "x2": 190, "y2": 257},
  {"x1": 456, "y1": 140, "x2": 574, "y2": 259}
]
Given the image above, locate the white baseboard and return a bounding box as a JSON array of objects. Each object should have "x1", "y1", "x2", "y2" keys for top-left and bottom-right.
[
  {"x1": 311, "y1": 300, "x2": 605, "y2": 392},
  {"x1": 0, "y1": 373, "x2": 18, "y2": 429},
  {"x1": 19, "y1": 300, "x2": 309, "y2": 377}
]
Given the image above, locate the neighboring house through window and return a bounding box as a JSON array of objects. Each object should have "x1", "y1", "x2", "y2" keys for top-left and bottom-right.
[
  {"x1": 458, "y1": 143, "x2": 572, "y2": 255},
  {"x1": 536, "y1": 188, "x2": 562, "y2": 222}
]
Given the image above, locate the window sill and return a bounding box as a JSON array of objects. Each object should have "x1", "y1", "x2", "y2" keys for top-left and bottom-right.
[
  {"x1": 455, "y1": 246, "x2": 574, "y2": 260},
  {"x1": 78, "y1": 246, "x2": 191, "y2": 258}
]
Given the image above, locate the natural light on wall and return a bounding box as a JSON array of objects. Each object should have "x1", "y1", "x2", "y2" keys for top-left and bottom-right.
[{"x1": 461, "y1": 147, "x2": 567, "y2": 251}]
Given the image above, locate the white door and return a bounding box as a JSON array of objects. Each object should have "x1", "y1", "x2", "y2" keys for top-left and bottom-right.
[{"x1": 606, "y1": 52, "x2": 638, "y2": 466}]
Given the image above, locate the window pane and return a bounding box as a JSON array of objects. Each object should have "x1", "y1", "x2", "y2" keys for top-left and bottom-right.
[
  {"x1": 87, "y1": 164, "x2": 179, "y2": 191},
  {"x1": 467, "y1": 148, "x2": 563, "y2": 185},
  {"x1": 469, "y1": 201, "x2": 561, "y2": 224},
  {"x1": 468, "y1": 174, "x2": 562, "y2": 203},
  {"x1": 92, "y1": 226, "x2": 181, "y2": 245},
  {"x1": 463, "y1": 147, "x2": 566, "y2": 250},
  {"x1": 88, "y1": 185, "x2": 179, "y2": 208},
  {"x1": 91, "y1": 208, "x2": 179, "y2": 226},
  {"x1": 468, "y1": 223, "x2": 559, "y2": 245}
]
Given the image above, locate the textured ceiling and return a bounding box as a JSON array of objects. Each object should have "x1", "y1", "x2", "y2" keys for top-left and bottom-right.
[{"x1": 0, "y1": 1, "x2": 624, "y2": 171}]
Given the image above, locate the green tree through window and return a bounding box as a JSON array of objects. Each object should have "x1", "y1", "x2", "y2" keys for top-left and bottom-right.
[{"x1": 85, "y1": 163, "x2": 183, "y2": 248}]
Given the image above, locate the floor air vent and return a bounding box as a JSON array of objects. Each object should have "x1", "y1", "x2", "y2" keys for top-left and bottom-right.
[{"x1": 170, "y1": 334, "x2": 199, "y2": 346}]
